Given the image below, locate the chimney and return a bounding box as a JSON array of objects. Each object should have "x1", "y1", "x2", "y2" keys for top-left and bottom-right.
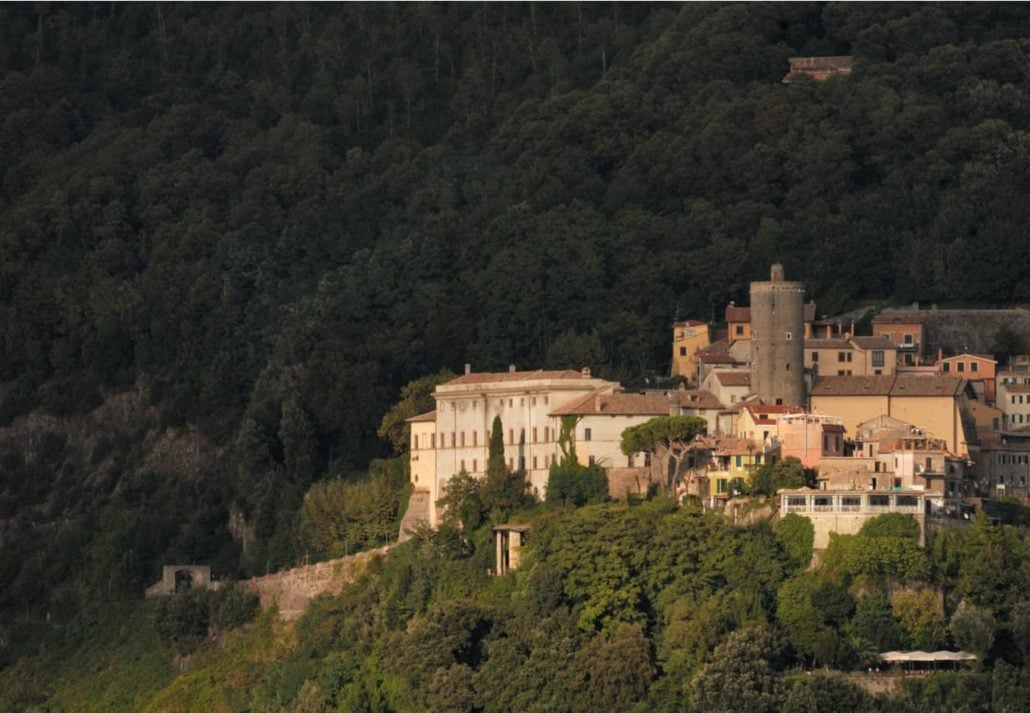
[
  {"x1": 464, "y1": 363, "x2": 472, "y2": 375},
  {"x1": 581, "y1": 366, "x2": 591, "y2": 378},
  {"x1": 508, "y1": 364, "x2": 516, "y2": 373},
  {"x1": 771, "y1": 263, "x2": 785, "y2": 282}
]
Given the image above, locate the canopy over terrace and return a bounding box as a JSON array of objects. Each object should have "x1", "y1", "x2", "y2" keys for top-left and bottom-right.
[{"x1": 879, "y1": 650, "x2": 977, "y2": 672}]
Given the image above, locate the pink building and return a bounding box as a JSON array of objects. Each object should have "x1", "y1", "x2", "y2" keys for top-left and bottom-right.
[{"x1": 776, "y1": 413, "x2": 845, "y2": 469}]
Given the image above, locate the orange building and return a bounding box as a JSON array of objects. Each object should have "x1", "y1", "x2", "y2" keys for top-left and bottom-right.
[
  {"x1": 871, "y1": 312, "x2": 927, "y2": 366},
  {"x1": 939, "y1": 353, "x2": 997, "y2": 404}
]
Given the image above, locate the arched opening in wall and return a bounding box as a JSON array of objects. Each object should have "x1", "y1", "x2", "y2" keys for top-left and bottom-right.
[{"x1": 175, "y1": 569, "x2": 195, "y2": 592}]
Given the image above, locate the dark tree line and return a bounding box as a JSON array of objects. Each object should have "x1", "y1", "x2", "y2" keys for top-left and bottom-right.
[{"x1": 4, "y1": 2, "x2": 1030, "y2": 639}]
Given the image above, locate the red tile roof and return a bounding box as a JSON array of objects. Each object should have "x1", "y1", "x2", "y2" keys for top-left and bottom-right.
[
  {"x1": 407, "y1": 410, "x2": 437, "y2": 423},
  {"x1": 805, "y1": 338, "x2": 851, "y2": 350},
  {"x1": 444, "y1": 369, "x2": 592, "y2": 386},
  {"x1": 714, "y1": 372, "x2": 751, "y2": 386},
  {"x1": 673, "y1": 390, "x2": 725, "y2": 410},
  {"x1": 810, "y1": 375, "x2": 966, "y2": 397},
  {"x1": 549, "y1": 390, "x2": 670, "y2": 417},
  {"x1": 872, "y1": 312, "x2": 928, "y2": 325},
  {"x1": 1003, "y1": 384, "x2": 1030, "y2": 394}
]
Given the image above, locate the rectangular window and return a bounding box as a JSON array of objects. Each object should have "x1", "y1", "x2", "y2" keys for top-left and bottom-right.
[
  {"x1": 786, "y1": 495, "x2": 806, "y2": 511},
  {"x1": 842, "y1": 496, "x2": 861, "y2": 511},
  {"x1": 785, "y1": 331, "x2": 792, "y2": 341},
  {"x1": 958, "y1": 362, "x2": 965, "y2": 372},
  {"x1": 473, "y1": 431, "x2": 477, "y2": 447},
  {"x1": 872, "y1": 351, "x2": 884, "y2": 367},
  {"x1": 509, "y1": 429, "x2": 514, "y2": 444},
  {"x1": 943, "y1": 362, "x2": 950, "y2": 372},
  {"x1": 904, "y1": 334, "x2": 913, "y2": 345},
  {"x1": 460, "y1": 432, "x2": 465, "y2": 447},
  {"x1": 588, "y1": 456, "x2": 596, "y2": 466},
  {"x1": 680, "y1": 346, "x2": 687, "y2": 356},
  {"x1": 847, "y1": 352, "x2": 853, "y2": 362},
  {"x1": 971, "y1": 362, "x2": 978, "y2": 373},
  {"x1": 812, "y1": 351, "x2": 819, "y2": 362},
  {"x1": 735, "y1": 455, "x2": 742, "y2": 468},
  {"x1": 869, "y1": 495, "x2": 890, "y2": 508},
  {"x1": 532, "y1": 397, "x2": 537, "y2": 406},
  {"x1": 735, "y1": 325, "x2": 744, "y2": 336},
  {"x1": 584, "y1": 428, "x2": 592, "y2": 441},
  {"x1": 532, "y1": 427, "x2": 538, "y2": 442},
  {"x1": 838, "y1": 352, "x2": 846, "y2": 362},
  {"x1": 431, "y1": 434, "x2": 436, "y2": 448},
  {"x1": 451, "y1": 433, "x2": 456, "y2": 447},
  {"x1": 533, "y1": 456, "x2": 538, "y2": 469}
]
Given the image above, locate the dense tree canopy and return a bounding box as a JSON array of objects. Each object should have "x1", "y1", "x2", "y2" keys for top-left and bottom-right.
[{"x1": 6, "y1": 5, "x2": 1030, "y2": 702}]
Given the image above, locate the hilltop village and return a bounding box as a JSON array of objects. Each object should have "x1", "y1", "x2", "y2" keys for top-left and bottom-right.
[{"x1": 403, "y1": 264, "x2": 1030, "y2": 546}]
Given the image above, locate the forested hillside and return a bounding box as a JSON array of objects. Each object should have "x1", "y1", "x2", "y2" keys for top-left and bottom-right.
[{"x1": 5, "y1": 2, "x2": 1030, "y2": 688}]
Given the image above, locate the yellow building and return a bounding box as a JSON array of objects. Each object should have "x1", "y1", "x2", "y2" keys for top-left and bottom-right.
[
  {"x1": 804, "y1": 336, "x2": 896, "y2": 377},
  {"x1": 809, "y1": 375, "x2": 975, "y2": 455},
  {"x1": 671, "y1": 320, "x2": 711, "y2": 381},
  {"x1": 698, "y1": 435, "x2": 777, "y2": 497}
]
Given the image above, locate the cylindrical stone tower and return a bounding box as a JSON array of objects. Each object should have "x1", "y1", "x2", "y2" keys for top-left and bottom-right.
[{"x1": 749, "y1": 263, "x2": 805, "y2": 406}]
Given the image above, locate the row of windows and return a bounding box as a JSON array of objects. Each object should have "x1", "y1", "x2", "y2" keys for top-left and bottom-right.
[
  {"x1": 1000, "y1": 376, "x2": 1030, "y2": 385},
  {"x1": 1009, "y1": 413, "x2": 1027, "y2": 424},
  {"x1": 457, "y1": 455, "x2": 556, "y2": 472},
  {"x1": 413, "y1": 426, "x2": 556, "y2": 449},
  {"x1": 996, "y1": 454, "x2": 1030, "y2": 465},
  {"x1": 447, "y1": 396, "x2": 552, "y2": 411},
  {"x1": 1012, "y1": 395, "x2": 1027, "y2": 405},
  {"x1": 942, "y1": 361, "x2": 979, "y2": 373}
]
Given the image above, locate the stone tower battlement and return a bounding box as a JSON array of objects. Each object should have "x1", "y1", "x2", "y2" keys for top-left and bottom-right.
[{"x1": 749, "y1": 263, "x2": 806, "y2": 406}]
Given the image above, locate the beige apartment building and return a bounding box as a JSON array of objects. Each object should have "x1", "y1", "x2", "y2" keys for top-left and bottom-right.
[{"x1": 407, "y1": 366, "x2": 617, "y2": 526}]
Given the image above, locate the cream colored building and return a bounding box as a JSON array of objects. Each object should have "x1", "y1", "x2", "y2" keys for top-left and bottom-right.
[
  {"x1": 408, "y1": 366, "x2": 618, "y2": 526},
  {"x1": 809, "y1": 375, "x2": 975, "y2": 456}
]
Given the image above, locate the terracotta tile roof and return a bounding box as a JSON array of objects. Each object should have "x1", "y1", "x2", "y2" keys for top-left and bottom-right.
[
  {"x1": 725, "y1": 306, "x2": 751, "y2": 322},
  {"x1": 891, "y1": 376, "x2": 965, "y2": 397},
  {"x1": 805, "y1": 338, "x2": 851, "y2": 350},
  {"x1": 407, "y1": 410, "x2": 437, "y2": 423},
  {"x1": 850, "y1": 336, "x2": 896, "y2": 350},
  {"x1": 549, "y1": 390, "x2": 670, "y2": 417},
  {"x1": 673, "y1": 389, "x2": 725, "y2": 410},
  {"x1": 810, "y1": 375, "x2": 900, "y2": 396},
  {"x1": 700, "y1": 338, "x2": 733, "y2": 355},
  {"x1": 942, "y1": 353, "x2": 996, "y2": 363},
  {"x1": 811, "y1": 375, "x2": 966, "y2": 397},
  {"x1": 872, "y1": 312, "x2": 928, "y2": 325},
  {"x1": 1003, "y1": 384, "x2": 1030, "y2": 394},
  {"x1": 445, "y1": 369, "x2": 591, "y2": 386},
  {"x1": 715, "y1": 372, "x2": 751, "y2": 386}
]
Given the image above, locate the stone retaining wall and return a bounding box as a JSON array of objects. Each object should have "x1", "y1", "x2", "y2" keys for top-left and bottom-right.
[{"x1": 240, "y1": 545, "x2": 392, "y2": 620}]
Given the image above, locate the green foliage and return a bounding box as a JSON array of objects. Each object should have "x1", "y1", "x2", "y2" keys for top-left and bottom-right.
[
  {"x1": 847, "y1": 593, "x2": 905, "y2": 653},
  {"x1": 891, "y1": 588, "x2": 948, "y2": 651},
  {"x1": 858, "y1": 512, "x2": 922, "y2": 540},
  {"x1": 689, "y1": 625, "x2": 786, "y2": 713},
  {"x1": 949, "y1": 600, "x2": 996, "y2": 663},
  {"x1": 748, "y1": 456, "x2": 813, "y2": 496},
  {"x1": 822, "y1": 532, "x2": 931, "y2": 581},
  {"x1": 546, "y1": 460, "x2": 609, "y2": 507},
  {"x1": 377, "y1": 371, "x2": 455, "y2": 454},
  {"x1": 300, "y1": 473, "x2": 403, "y2": 557},
  {"x1": 557, "y1": 415, "x2": 581, "y2": 464},
  {"x1": 153, "y1": 584, "x2": 260, "y2": 655},
  {"x1": 619, "y1": 416, "x2": 707, "y2": 490},
  {"x1": 773, "y1": 513, "x2": 814, "y2": 568},
  {"x1": 782, "y1": 672, "x2": 876, "y2": 713},
  {"x1": 437, "y1": 470, "x2": 486, "y2": 532}
]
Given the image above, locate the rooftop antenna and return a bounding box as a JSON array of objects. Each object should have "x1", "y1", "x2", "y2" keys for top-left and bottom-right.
[{"x1": 674, "y1": 300, "x2": 680, "y2": 323}]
